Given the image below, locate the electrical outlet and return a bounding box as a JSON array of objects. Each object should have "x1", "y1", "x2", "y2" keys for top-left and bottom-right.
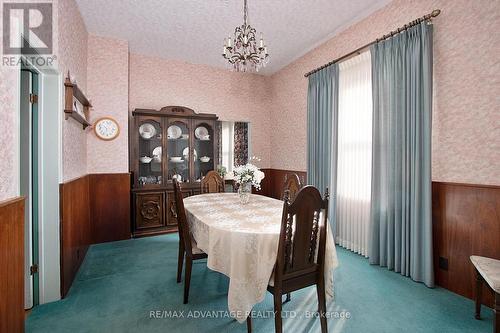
[{"x1": 439, "y1": 256, "x2": 448, "y2": 270}]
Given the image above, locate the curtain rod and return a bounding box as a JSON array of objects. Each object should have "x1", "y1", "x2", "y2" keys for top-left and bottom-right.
[{"x1": 304, "y1": 9, "x2": 441, "y2": 78}]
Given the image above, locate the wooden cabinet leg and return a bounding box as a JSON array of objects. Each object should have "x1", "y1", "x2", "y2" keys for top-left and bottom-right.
[{"x1": 475, "y1": 269, "x2": 483, "y2": 320}]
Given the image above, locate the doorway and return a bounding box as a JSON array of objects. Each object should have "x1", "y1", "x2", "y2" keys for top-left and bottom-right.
[{"x1": 20, "y1": 67, "x2": 40, "y2": 308}]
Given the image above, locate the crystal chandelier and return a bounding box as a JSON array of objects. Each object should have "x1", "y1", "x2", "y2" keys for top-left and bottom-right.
[{"x1": 222, "y1": 0, "x2": 269, "y2": 72}]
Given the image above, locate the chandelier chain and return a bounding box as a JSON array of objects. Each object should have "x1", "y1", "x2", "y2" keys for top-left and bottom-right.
[{"x1": 243, "y1": 0, "x2": 248, "y2": 26}]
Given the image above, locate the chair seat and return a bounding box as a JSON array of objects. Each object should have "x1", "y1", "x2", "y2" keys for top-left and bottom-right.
[
  {"x1": 268, "y1": 268, "x2": 319, "y2": 289},
  {"x1": 470, "y1": 255, "x2": 500, "y2": 293}
]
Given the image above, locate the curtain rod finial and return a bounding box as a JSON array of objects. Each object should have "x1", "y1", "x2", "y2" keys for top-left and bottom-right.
[{"x1": 431, "y1": 9, "x2": 441, "y2": 17}]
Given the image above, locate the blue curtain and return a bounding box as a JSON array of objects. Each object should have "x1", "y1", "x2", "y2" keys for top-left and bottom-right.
[
  {"x1": 307, "y1": 64, "x2": 339, "y2": 230},
  {"x1": 369, "y1": 22, "x2": 434, "y2": 287}
]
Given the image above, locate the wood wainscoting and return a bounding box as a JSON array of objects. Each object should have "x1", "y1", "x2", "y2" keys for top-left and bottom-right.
[
  {"x1": 89, "y1": 174, "x2": 130, "y2": 243},
  {"x1": 0, "y1": 197, "x2": 25, "y2": 333},
  {"x1": 60, "y1": 175, "x2": 91, "y2": 298},
  {"x1": 259, "y1": 168, "x2": 307, "y2": 199},
  {"x1": 432, "y1": 182, "x2": 500, "y2": 306},
  {"x1": 60, "y1": 173, "x2": 130, "y2": 297}
]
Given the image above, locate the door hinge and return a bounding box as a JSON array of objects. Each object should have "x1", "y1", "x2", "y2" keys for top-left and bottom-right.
[
  {"x1": 29, "y1": 94, "x2": 38, "y2": 104},
  {"x1": 30, "y1": 264, "x2": 38, "y2": 275}
]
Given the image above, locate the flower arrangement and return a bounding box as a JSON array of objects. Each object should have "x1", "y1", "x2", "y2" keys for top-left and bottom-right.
[{"x1": 233, "y1": 157, "x2": 265, "y2": 191}]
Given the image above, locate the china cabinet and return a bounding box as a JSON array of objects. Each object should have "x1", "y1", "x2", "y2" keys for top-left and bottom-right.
[{"x1": 130, "y1": 106, "x2": 219, "y2": 237}]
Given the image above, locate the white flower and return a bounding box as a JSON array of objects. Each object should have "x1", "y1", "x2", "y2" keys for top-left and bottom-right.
[
  {"x1": 232, "y1": 163, "x2": 263, "y2": 191},
  {"x1": 255, "y1": 170, "x2": 265, "y2": 182}
]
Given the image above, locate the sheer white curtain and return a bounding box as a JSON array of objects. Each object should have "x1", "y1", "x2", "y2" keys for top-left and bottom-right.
[
  {"x1": 335, "y1": 51, "x2": 372, "y2": 257},
  {"x1": 221, "y1": 121, "x2": 235, "y2": 172}
]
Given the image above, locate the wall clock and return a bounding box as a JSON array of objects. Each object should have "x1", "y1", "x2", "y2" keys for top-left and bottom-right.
[{"x1": 94, "y1": 117, "x2": 120, "y2": 141}]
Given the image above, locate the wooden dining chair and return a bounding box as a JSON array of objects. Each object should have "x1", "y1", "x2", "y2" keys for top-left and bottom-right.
[
  {"x1": 247, "y1": 186, "x2": 330, "y2": 333},
  {"x1": 173, "y1": 179, "x2": 208, "y2": 304},
  {"x1": 282, "y1": 173, "x2": 302, "y2": 202},
  {"x1": 200, "y1": 170, "x2": 225, "y2": 194}
]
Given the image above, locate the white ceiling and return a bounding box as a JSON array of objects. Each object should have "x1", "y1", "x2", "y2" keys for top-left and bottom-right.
[{"x1": 75, "y1": 0, "x2": 391, "y2": 75}]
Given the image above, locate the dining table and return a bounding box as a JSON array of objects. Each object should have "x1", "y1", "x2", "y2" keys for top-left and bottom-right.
[{"x1": 183, "y1": 192, "x2": 338, "y2": 323}]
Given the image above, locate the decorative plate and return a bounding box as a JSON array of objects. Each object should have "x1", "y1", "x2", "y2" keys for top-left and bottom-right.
[
  {"x1": 195, "y1": 126, "x2": 209, "y2": 139},
  {"x1": 94, "y1": 117, "x2": 120, "y2": 141},
  {"x1": 152, "y1": 146, "x2": 162, "y2": 157},
  {"x1": 139, "y1": 123, "x2": 156, "y2": 140},
  {"x1": 167, "y1": 125, "x2": 182, "y2": 139},
  {"x1": 152, "y1": 146, "x2": 162, "y2": 162},
  {"x1": 183, "y1": 147, "x2": 197, "y2": 160}
]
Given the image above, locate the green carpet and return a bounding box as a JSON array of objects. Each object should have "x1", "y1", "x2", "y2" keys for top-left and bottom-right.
[{"x1": 26, "y1": 234, "x2": 493, "y2": 332}]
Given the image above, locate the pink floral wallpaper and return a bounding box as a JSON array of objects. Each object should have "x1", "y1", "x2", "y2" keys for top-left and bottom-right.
[
  {"x1": 129, "y1": 54, "x2": 272, "y2": 168},
  {"x1": 0, "y1": 63, "x2": 18, "y2": 201},
  {"x1": 1, "y1": 0, "x2": 498, "y2": 203},
  {"x1": 269, "y1": 0, "x2": 500, "y2": 185},
  {"x1": 86, "y1": 35, "x2": 129, "y2": 174},
  {"x1": 0, "y1": 3, "x2": 20, "y2": 200},
  {"x1": 57, "y1": 0, "x2": 89, "y2": 182},
  {"x1": 0, "y1": 0, "x2": 89, "y2": 200}
]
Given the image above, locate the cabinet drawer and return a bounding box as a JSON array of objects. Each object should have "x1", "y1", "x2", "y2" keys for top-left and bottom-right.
[
  {"x1": 166, "y1": 190, "x2": 191, "y2": 226},
  {"x1": 135, "y1": 192, "x2": 165, "y2": 229}
]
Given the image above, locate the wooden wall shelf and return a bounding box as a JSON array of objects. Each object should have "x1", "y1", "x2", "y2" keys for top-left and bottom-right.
[
  {"x1": 64, "y1": 72, "x2": 92, "y2": 129},
  {"x1": 64, "y1": 108, "x2": 91, "y2": 129}
]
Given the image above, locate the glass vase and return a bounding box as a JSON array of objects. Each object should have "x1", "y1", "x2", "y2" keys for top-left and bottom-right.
[{"x1": 238, "y1": 182, "x2": 251, "y2": 205}]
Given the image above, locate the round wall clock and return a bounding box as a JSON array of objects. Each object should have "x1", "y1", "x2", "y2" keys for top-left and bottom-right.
[{"x1": 94, "y1": 117, "x2": 120, "y2": 141}]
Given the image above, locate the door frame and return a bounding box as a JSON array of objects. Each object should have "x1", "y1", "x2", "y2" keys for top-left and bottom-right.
[
  {"x1": 18, "y1": 56, "x2": 63, "y2": 305},
  {"x1": 20, "y1": 67, "x2": 41, "y2": 308}
]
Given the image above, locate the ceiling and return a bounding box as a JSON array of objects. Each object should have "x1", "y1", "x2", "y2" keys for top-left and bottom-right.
[{"x1": 75, "y1": 0, "x2": 391, "y2": 75}]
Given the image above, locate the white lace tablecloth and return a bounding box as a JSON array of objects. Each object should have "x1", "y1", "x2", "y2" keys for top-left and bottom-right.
[{"x1": 183, "y1": 193, "x2": 338, "y2": 323}]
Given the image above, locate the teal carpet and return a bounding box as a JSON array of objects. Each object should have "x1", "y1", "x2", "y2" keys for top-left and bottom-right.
[{"x1": 26, "y1": 234, "x2": 493, "y2": 332}]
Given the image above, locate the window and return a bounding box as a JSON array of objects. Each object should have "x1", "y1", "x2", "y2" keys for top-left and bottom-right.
[
  {"x1": 220, "y1": 121, "x2": 235, "y2": 173},
  {"x1": 335, "y1": 51, "x2": 372, "y2": 256}
]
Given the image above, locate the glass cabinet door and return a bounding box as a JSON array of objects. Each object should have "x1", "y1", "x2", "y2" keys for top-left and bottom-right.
[
  {"x1": 192, "y1": 120, "x2": 215, "y2": 183},
  {"x1": 166, "y1": 119, "x2": 190, "y2": 183},
  {"x1": 137, "y1": 117, "x2": 163, "y2": 187}
]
